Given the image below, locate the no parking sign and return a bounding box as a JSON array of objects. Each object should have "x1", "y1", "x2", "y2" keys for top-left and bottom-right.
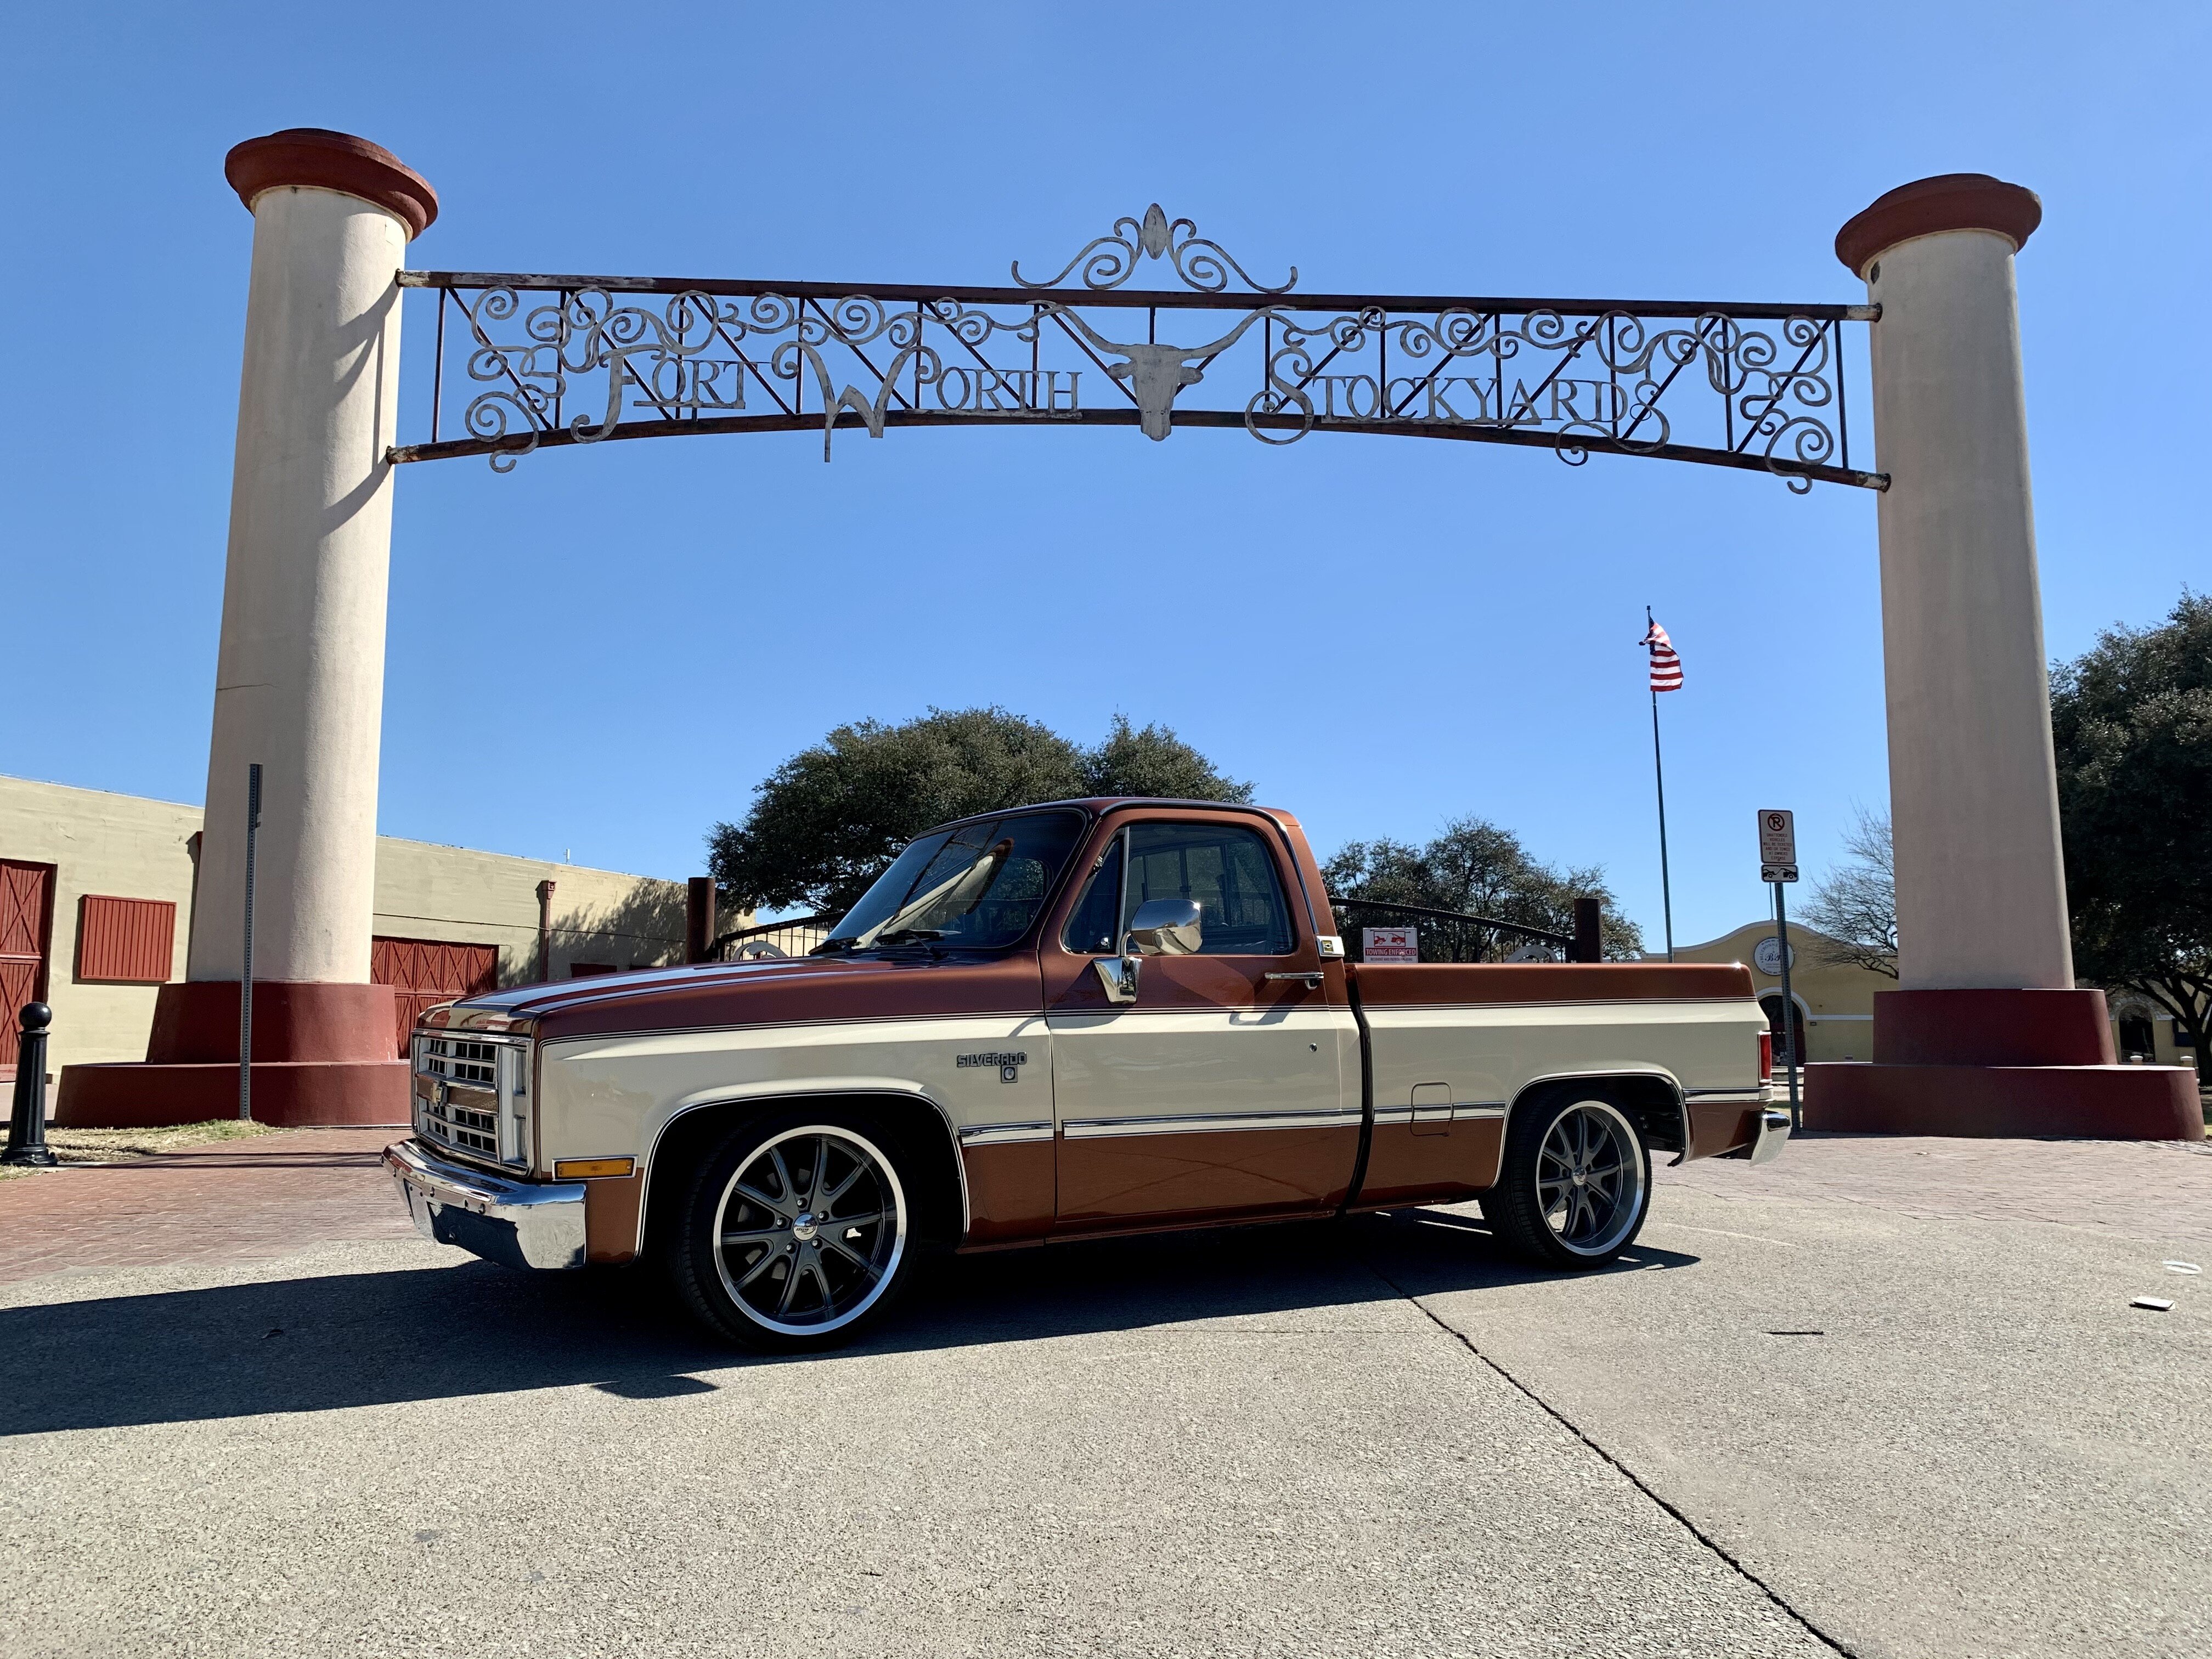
[
  {"x1": 1363, "y1": 926, "x2": 1418, "y2": 963},
  {"x1": 1758, "y1": 809, "x2": 1798, "y2": 884}
]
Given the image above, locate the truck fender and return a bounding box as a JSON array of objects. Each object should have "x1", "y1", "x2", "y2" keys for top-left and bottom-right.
[
  {"x1": 1505, "y1": 1070, "x2": 1690, "y2": 1167},
  {"x1": 635, "y1": 1087, "x2": 970, "y2": 1261}
]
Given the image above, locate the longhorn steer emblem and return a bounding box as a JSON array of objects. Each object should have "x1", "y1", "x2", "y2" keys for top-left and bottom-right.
[{"x1": 1045, "y1": 305, "x2": 1271, "y2": 441}]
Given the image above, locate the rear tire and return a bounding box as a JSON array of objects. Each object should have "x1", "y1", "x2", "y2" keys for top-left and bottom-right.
[
  {"x1": 1480, "y1": 1087, "x2": 1651, "y2": 1269},
  {"x1": 665, "y1": 1108, "x2": 920, "y2": 1352}
]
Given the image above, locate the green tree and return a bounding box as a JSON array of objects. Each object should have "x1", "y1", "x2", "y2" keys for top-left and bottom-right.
[
  {"x1": 1323, "y1": 816, "x2": 1644, "y2": 961},
  {"x1": 709, "y1": 707, "x2": 1246, "y2": 915},
  {"x1": 2051, "y1": 590, "x2": 2212, "y2": 1082},
  {"x1": 1082, "y1": 715, "x2": 1251, "y2": 802}
]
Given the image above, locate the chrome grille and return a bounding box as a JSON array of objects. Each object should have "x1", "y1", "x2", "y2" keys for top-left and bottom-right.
[
  {"x1": 414, "y1": 1034, "x2": 524, "y2": 1163},
  {"x1": 421, "y1": 1037, "x2": 497, "y2": 1087}
]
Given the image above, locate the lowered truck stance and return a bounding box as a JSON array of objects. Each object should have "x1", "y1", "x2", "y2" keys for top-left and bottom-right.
[{"x1": 387, "y1": 799, "x2": 1787, "y2": 1351}]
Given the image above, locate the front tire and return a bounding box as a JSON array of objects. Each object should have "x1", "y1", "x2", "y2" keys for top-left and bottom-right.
[
  {"x1": 1481, "y1": 1088, "x2": 1651, "y2": 1269},
  {"x1": 667, "y1": 1110, "x2": 917, "y2": 1352}
]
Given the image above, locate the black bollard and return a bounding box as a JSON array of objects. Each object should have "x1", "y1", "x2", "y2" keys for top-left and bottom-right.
[{"x1": 4, "y1": 1003, "x2": 59, "y2": 1167}]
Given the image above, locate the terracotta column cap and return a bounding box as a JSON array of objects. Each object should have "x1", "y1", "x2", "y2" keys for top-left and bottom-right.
[
  {"x1": 224, "y1": 128, "x2": 439, "y2": 240},
  {"x1": 1835, "y1": 173, "x2": 2040, "y2": 277}
]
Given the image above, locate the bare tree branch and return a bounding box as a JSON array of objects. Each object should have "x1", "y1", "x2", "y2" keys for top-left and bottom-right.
[{"x1": 1800, "y1": 806, "x2": 1898, "y2": 978}]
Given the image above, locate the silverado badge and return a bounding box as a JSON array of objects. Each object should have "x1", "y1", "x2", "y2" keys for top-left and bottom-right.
[{"x1": 957, "y1": 1051, "x2": 1029, "y2": 1084}]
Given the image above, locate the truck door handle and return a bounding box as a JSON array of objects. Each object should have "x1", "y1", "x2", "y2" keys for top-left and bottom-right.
[{"x1": 1265, "y1": 972, "x2": 1326, "y2": 988}]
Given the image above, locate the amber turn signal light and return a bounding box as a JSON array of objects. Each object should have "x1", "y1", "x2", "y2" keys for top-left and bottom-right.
[{"x1": 554, "y1": 1157, "x2": 636, "y2": 1180}]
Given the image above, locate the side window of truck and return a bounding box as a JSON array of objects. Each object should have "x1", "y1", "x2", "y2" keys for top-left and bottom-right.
[
  {"x1": 1061, "y1": 837, "x2": 1124, "y2": 955},
  {"x1": 1124, "y1": 823, "x2": 1294, "y2": 956}
]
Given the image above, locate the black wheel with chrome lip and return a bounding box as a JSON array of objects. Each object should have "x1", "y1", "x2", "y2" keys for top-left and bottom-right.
[
  {"x1": 668, "y1": 1110, "x2": 916, "y2": 1352},
  {"x1": 1480, "y1": 1087, "x2": 1652, "y2": 1269}
]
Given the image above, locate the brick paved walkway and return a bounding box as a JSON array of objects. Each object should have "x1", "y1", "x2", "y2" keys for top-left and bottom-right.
[
  {"x1": 3, "y1": 1127, "x2": 2206, "y2": 1289},
  {"x1": 1660, "y1": 1130, "x2": 2212, "y2": 1244},
  {"x1": 0, "y1": 1128, "x2": 412, "y2": 1286}
]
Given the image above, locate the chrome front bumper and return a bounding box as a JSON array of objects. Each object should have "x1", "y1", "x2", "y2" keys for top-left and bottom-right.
[
  {"x1": 1745, "y1": 1105, "x2": 1793, "y2": 1166},
  {"x1": 384, "y1": 1138, "x2": 588, "y2": 1271}
]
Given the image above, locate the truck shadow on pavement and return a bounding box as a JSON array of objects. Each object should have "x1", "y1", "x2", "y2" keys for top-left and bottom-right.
[{"x1": 0, "y1": 1212, "x2": 1696, "y2": 1436}]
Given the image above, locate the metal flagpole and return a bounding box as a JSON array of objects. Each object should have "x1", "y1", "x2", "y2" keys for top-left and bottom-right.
[
  {"x1": 1647, "y1": 607, "x2": 1675, "y2": 962},
  {"x1": 239, "y1": 762, "x2": 261, "y2": 1121}
]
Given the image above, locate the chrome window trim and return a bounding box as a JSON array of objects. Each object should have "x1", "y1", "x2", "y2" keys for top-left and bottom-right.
[{"x1": 1060, "y1": 1107, "x2": 1363, "y2": 1141}]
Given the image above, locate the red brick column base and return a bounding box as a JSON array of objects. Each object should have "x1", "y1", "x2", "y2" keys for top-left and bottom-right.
[
  {"x1": 1805, "y1": 988, "x2": 2203, "y2": 1140},
  {"x1": 56, "y1": 981, "x2": 410, "y2": 1128}
]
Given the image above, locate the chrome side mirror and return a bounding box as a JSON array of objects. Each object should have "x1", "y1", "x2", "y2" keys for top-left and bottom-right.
[
  {"x1": 1125, "y1": 898, "x2": 1203, "y2": 957},
  {"x1": 1091, "y1": 899, "x2": 1203, "y2": 1004}
]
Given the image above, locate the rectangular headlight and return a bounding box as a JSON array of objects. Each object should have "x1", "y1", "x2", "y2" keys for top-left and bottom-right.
[{"x1": 499, "y1": 1040, "x2": 533, "y2": 1169}]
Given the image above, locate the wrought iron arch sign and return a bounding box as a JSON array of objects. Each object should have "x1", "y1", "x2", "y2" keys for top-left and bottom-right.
[{"x1": 391, "y1": 203, "x2": 1884, "y2": 494}]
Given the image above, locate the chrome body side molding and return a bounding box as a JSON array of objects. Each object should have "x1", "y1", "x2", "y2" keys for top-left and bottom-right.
[
  {"x1": 1061, "y1": 1107, "x2": 1364, "y2": 1140},
  {"x1": 957, "y1": 1120, "x2": 1054, "y2": 1147}
]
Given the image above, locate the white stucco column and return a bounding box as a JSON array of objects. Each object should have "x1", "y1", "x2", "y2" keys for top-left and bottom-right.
[
  {"x1": 1796, "y1": 178, "x2": 2195, "y2": 1137},
  {"x1": 188, "y1": 131, "x2": 438, "y2": 986},
  {"x1": 1838, "y1": 175, "x2": 2070, "y2": 992}
]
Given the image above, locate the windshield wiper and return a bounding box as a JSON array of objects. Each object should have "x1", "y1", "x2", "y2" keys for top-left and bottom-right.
[{"x1": 812, "y1": 929, "x2": 945, "y2": 956}]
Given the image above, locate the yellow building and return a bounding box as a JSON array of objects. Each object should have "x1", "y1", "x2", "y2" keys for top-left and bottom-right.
[
  {"x1": 1666, "y1": 921, "x2": 1889, "y2": 1067},
  {"x1": 1668, "y1": 921, "x2": 2202, "y2": 1074}
]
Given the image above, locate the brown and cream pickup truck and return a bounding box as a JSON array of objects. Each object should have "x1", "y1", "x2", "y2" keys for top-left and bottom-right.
[{"x1": 386, "y1": 798, "x2": 1787, "y2": 1351}]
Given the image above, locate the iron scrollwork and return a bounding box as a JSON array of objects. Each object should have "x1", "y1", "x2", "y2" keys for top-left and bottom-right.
[
  {"x1": 395, "y1": 210, "x2": 1879, "y2": 492},
  {"x1": 1012, "y1": 202, "x2": 1295, "y2": 295}
]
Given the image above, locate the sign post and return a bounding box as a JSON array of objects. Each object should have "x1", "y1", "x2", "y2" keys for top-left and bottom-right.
[
  {"x1": 239, "y1": 762, "x2": 261, "y2": 1122},
  {"x1": 1757, "y1": 809, "x2": 1801, "y2": 1129}
]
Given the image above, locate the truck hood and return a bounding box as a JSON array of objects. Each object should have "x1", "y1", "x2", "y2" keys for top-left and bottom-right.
[{"x1": 423, "y1": 951, "x2": 1044, "y2": 1043}]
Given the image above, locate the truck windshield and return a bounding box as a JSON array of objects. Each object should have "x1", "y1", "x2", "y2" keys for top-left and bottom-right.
[{"x1": 817, "y1": 810, "x2": 1086, "y2": 952}]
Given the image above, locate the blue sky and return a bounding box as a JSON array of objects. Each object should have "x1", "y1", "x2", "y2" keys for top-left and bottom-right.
[{"x1": 4, "y1": 2, "x2": 2205, "y2": 946}]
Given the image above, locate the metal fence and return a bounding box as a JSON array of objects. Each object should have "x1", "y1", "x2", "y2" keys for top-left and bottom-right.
[
  {"x1": 712, "y1": 913, "x2": 839, "y2": 962},
  {"x1": 1327, "y1": 897, "x2": 1578, "y2": 964}
]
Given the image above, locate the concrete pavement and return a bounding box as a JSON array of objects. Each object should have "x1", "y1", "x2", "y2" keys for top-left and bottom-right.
[{"x1": 1, "y1": 1134, "x2": 2205, "y2": 1657}]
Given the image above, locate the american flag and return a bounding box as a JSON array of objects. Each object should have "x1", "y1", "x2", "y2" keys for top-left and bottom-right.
[{"x1": 1642, "y1": 618, "x2": 1683, "y2": 692}]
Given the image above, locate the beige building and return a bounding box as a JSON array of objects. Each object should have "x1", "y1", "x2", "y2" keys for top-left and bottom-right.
[{"x1": 1, "y1": 774, "x2": 725, "y2": 1081}]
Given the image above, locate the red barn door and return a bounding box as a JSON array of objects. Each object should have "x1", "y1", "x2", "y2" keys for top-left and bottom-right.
[
  {"x1": 371, "y1": 937, "x2": 500, "y2": 1058},
  {"x1": 0, "y1": 860, "x2": 56, "y2": 1080}
]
